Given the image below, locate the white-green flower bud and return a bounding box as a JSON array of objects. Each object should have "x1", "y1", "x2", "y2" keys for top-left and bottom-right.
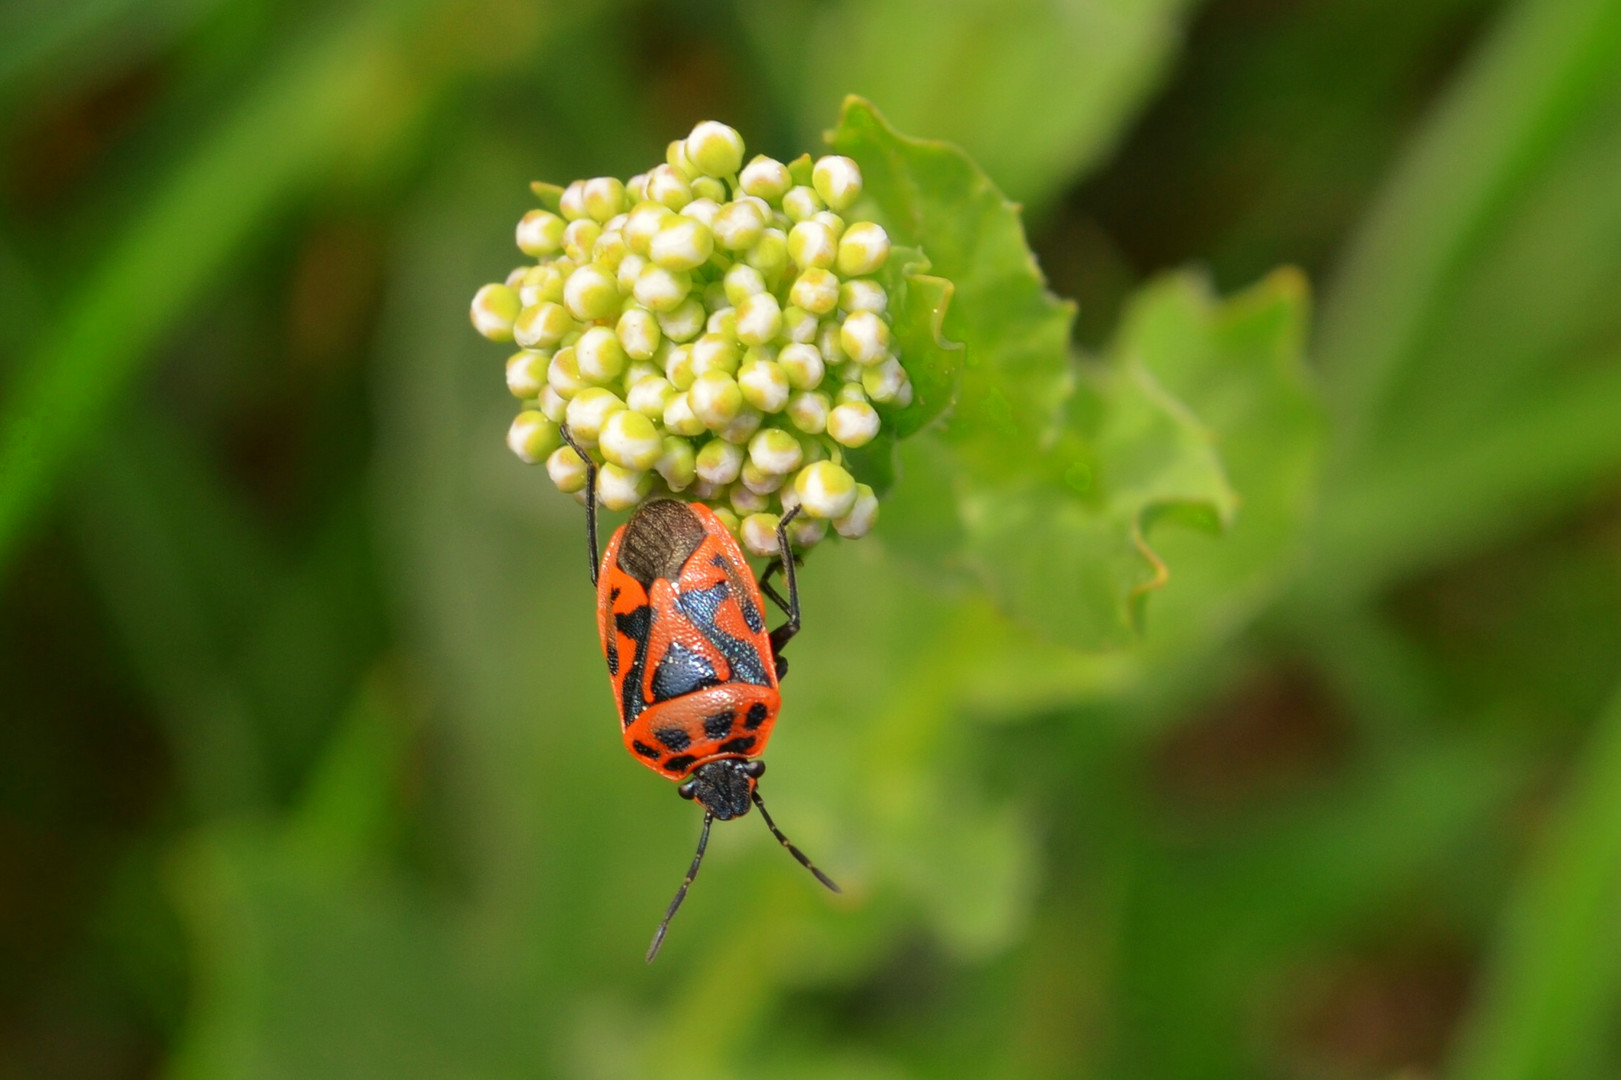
[
  {"x1": 778, "y1": 343, "x2": 825, "y2": 390},
  {"x1": 695, "y1": 438, "x2": 744, "y2": 485},
  {"x1": 706, "y1": 306, "x2": 738, "y2": 339},
  {"x1": 785, "y1": 390, "x2": 830, "y2": 434},
  {"x1": 634, "y1": 264, "x2": 692, "y2": 313},
  {"x1": 827, "y1": 400, "x2": 880, "y2": 447},
  {"x1": 581, "y1": 176, "x2": 627, "y2": 222},
  {"x1": 713, "y1": 200, "x2": 766, "y2": 251},
  {"x1": 689, "y1": 370, "x2": 744, "y2": 429},
  {"x1": 471, "y1": 284, "x2": 521, "y2": 341},
  {"x1": 598, "y1": 409, "x2": 662, "y2": 470},
  {"x1": 740, "y1": 155, "x2": 791, "y2": 201},
  {"x1": 592, "y1": 229, "x2": 628, "y2": 268},
  {"x1": 837, "y1": 222, "x2": 890, "y2": 276},
  {"x1": 740, "y1": 460, "x2": 785, "y2": 495},
  {"x1": 626, "y1": 173, "x2": 649, "y2": 201},
  {"x1": 834, "y1": 483, "x2": 878, "y2": 538},
  {"x1": 718, "y1": 406, "x2": 763, "y2": 444},
  {"x1": 839, "y1": 278, "x2": 887, "y2": 314},
  {"x1": 840, "y1": 310, "x2": 890, "y2": 365},
  {"x1": 626, "y1": 374, "x2": 675, "y2": 417},
  {"x1": 812, "y1": 211, "x2": 845, "y2": 237},
  {"x1": 893, "y1": 379, "x2": 914, "y2": 408},
  {"x1": 645, "y1": 164, "x2": 693, "y2": 210},
  {"x1": 790, "y1": 268, "x2": 840, "y2": 315},
  {"x1": 689, "y1": 333, "x2": 739, "y2": 377},
  {"x1": 564, "y1": 386, "x2": 626, "y2": 442},
  {"x1": 740, "y1": 513, "x2": 785, "y2": 557},
  {"x1": 507, "y1": 349, "x2": 549, "y2": 399},
  {"x1": 711, "y1": 506, "x2": 741, "y2": 537},
  {"x1": 685, "y1": 121, "x2": 746, "y2": 178},
  {"x1": 834, "y1": 380, "x2": 868, "y2": 405},
  {"x1": 663, "y1": 391, "x2": 706, "y2": 436},
  {"x1": 563, "y1": 264, "x2": 619, "y2": 321},
  {"x1": 781, "y1": 185, "x2": 825, "y2": 223},
  {"x1": 788, "y1": 220, "x2": 838, "y2": 270},
  {"x1": 744, "y1": 228, "x2": 789, "y2": 279},
  {"x1": 615, "y1": 253, "x2": 646, "y2": 295},
  {"x1": 654, "y1": 436, "x2": 697, "y2": 491},
  {"x1": 540, "y1": 385, "x2": 567, "y2": 422},
  {"x1": 574, "y1": 326, "x2": 625, "y2": 383},
  {"x1": 788, "y1": 514, "x2": 828, "y2": 549},
  {"x1": 737, "y1": 359, "x2": 790, "y2": 413},
  {"x1": 731, "y1": 484, "x2": 770, "y2": 516},
  {"x1": 507, "y1": 410, "x2": 560, "y2": 464},
  {"x1": 558, "y1": 180, "x2": 587, "y2": 221},
  {"x1": 735, "y1": 292, "x2": 782, "y2": 346},
  {"x1": 656, "y1": 296, "x2": 706, "y2": 343},
  {"x1": 666, "y1": 139, "x2": 700, "y2": 179},
  {"x1": 650, "y1": 217, "x2": 714, "y2": 273},
  {"x1": 562, "y1": 218, "x2": 602, "y2": 263},
  {"x1": 793, "y1": 460, "x2": 858, "y2": 519},
  {"x1": 812, "y1": 155, "x2": 863, "y2": 211},
  {"x1": 689, "y1": 479, "x2": 722, "y2": 501},
  {"x1": 691, "y1": 176, "x2": 728, "y2": 203},
  {"x1": 548, "y1": 346, "x2": 589, "y2": 398},
  {"x1": 547, "y1": 444, "x2": 590, "y2": 493},
  {"x1": 748, "y1": 427, "x2": 802, "y2": 476},
  {"x1": 680, "y1": 198, "x2": 721, "y2": 230},
  {"x1": 516, "y1": 210, "x2": 566, "y2": 256},
  {"x1": 624, "y1": 358, "x2": 659, "y2": 385},
  {"x1": 624, "y1": 203, "x2": 674, "y2": 255},
  {"x1": 781, "y1": 305, "x2": 818, "y2": 344},
  {"x1": 664, "y1": 344, "x2": 695, "y2": 390},
  {"x1": 616, "y1": 306, "x2": 661, "y2": 360},
  {"x1": 521, "y1": 263, "x2": 565, "y2": 306},
  {"x1": 505, "y1": 265, "x2": 528, "y2": 288},
  {"x1": 723, "y1": 262, "x2": 767, "y2": 306},
  {"x1": 862, "y1": 356, "x2": 907, "y2": 403},
  {"x1": 513, "y1": 301, "x2": 573, "y2": 349},
  {"x1": 597, "y1": 463, "x2": 649, "y2": 511}
]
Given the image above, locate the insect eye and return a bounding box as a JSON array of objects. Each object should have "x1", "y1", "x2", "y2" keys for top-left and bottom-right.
[
  {"x1": 677, "y1": 780, "x2": 698, "y2": 800},
  {"x1": 743, "y1": 760, "x2": 765, "y2": 778}
]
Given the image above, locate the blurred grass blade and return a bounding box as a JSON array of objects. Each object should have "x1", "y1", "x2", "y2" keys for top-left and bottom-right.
[
  {"x1": 1318, "y1": 0, "x2": 1621, "y2": 457},
  {"x1": 1446, "y1": 674, "x2": 1621, "y2": 1080},
  {"x1": 0, "y1": 5, "x2": 397, "y2": 572}
]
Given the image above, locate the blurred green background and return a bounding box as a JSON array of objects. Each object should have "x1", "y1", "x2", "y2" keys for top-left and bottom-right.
[{"x1": 5, "y1": 0, "x2": 1621, "y2": 1077}]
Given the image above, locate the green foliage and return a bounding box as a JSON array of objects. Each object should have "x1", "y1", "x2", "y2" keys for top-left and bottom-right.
[{"x1": 5, "y1": 1, "x2": 1621, "y2": 1078}]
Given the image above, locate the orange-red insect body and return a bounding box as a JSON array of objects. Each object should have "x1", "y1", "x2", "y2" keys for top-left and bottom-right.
[{"x1": 557, "y1": 427, "x2": 839, "y2": 961}]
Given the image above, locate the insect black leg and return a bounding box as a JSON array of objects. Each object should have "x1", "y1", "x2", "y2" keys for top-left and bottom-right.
[
  {"x1": 558, "y1": 424, "x2": 599, "y2": 587},
  {"x1": 646, "y1": 811, "x2": 713, "y2": 963},
  {"x1": 758, "y1": 558, "x2": 796, "y2": 618},
  {"x1": 767, "y1": 506, "x2": 802, "y2": 659},
  {"x1": 752, "y1": 789, "x2": 839, "y2": 893}
]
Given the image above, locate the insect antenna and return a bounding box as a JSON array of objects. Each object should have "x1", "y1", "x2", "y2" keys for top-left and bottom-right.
[
  {"x1": 752, "y1": 790, "x2": 841, "y2": 893},
  {"x1": 646, "y1": 811, "x2": 714, "y2": 963}
]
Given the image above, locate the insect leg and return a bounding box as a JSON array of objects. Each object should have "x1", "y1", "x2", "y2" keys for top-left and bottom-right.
[
  {"x1": 767, "y1": 506, "x2": 801, "y2": 658},
  {"x1": 558, "y1": 424, "x2": 599, "y2": 587}
]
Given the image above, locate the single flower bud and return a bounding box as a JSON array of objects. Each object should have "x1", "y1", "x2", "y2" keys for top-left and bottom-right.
[
  {"x1": 713, "y1": 199, "x2": 766, "y2": 251},
  {"x1": 689, "y1": 370, "x2": 744, "y2": 429},
  {"x1": 564, "y1": 386, "x2": 626, "y2": 442},
  {"x1": 724, "y1": 262, "x2": 768, "y2": 305},
  {"x1": 781, "y1": 186, "x2": 825, "y2": 223},
  {"x1": 718, "y1": 406, "x2": 763, "y2": 444},
  {"x1": 513, "y1": 301, "x2": 574, "y2": 349},
  {"x1": 547, "y1": 444, "x2": 589, "y2": 492},
  {"x1": 650, "y1": 217, "x2": 714, "y2": 273},
  {"x1": 539, "y1": 385, "x2": 567, "y2": 422},
  {"x1": 737, "y1": 359, "x2": 790, "y2": 413},
  {"x1": 626, "y1": 374, "x2": 675, "y2": 417},
  {"x1": 735, "y1": 292, "x2": 783, "y2": 346},
  {"x1": 547, "y1": 346, "x2": 589, "y2": 398},
  {"x1": 827, "y1": 400, "x2": 881, "y2": 447},
  {"x1": 616, "y1": 306, "x2": 661, "y2": 360},
  {"x1": 663, "y1": 344, "x2": 695, "y2": 390},
  {"x1": 507, "y1": 350, "x2": 549, "y2": 399},
  {"x1": 785, "y1": 390, "x2": 830, "y2": 434},
  {"x1": 470, "y1": 284, "x2": 521, "y2": 340},
  {"x1": 680, "y1": 197, "x2": 721, "y2": 230},
  {"x1": 793, "y1": 461, "x2": 858, "y2": 519},
  {"x1": 740, "y1": 513, "x2": 784, "y2": 557},
  {"x1": 624, "y1": 202, "x2": 674, "y2": 255},
  {"x1": 662, "y1": 391, "x2": 705, "y2": 436},
  {"x1": 558, "y1": 180, "x2": 587, "y2": 221},
  {"x1": 706, "y1": 306, "x2": 738, "y2": 339},
  {"x1": 748, "y1": 428, "x2": 803, "y2": 476},
  {"x1": 745, "y1": 228, "x2": 790, "y2": 280},
  {"x1": 691, "y1": 176, "x2": 728, "y2": 203},
  {"x1": 740, "y1": 460, "x2": 786, "y2": 495},
  {"x1": 778, "y1": 343, "x2": 825, "y2": 390},
  {"x1": 575, "y1": 326, "x2": 626, "y2": 382},
  {"x1": 521, "y1": 262, "x2": 565, "y2": 305},
  {"x1": 656, "y1": 296, "x2": 706, "y2": 343},
  {"x1": 634, "y1": 264, "x2": 693, "y2": 313},
  {"x1": 562, "y1": 218, "x2": 602, "y2": 263},
  {"x1": 516, "y1": 210, "x2": 566, "y2": 256},
  {"x1": 739, "y1": 155, "x2": 791, "y2": 203},
  {"x1": 655, "y1": 436, "x2": 697, "y2": 491},
  {"x1": 690, "y1": 333, "x2": 740, "y2": 377},
  {"x1": 597, "y1": 463, "x2": 650, "y2": 511},
  {"x1": 685, "y1": 120, "x2": 746, "y2": 178},
  {"x1": 839, "y1": 278, "x2": 888, "y2": 314},
  {"x1": 731, "y1": 484, "x2": 770, "y2": 516},
  {"x1": 861, "y1": 356, "x2": 908, "y2": 403},
  {"x1": 836, "y1": 221, "x2": 890, "y2": 276},
  {"x1": 507, "y1": 411, "x2": 561, "y2": 464},
  {"x1": 780, "y1": 305, "x2": 818, "y2": 344},
  {"x1": 645, "y1": 164, "x2": 693, "y2": 210},
  {"x1": 812, "y1": 155, "x2": 863, "y2": 211},
  {"x1": 598, "y1": 409, "x2": 662, "y2": 470},
  {"x1": 788, "y1": 220, "x2": 838, "y2": 270},
  {"x1": 788, "y1": 514, "x2": 828, "y2": 550},
  {"x1": 695, "y1": 438, "x2": 745, "y2": 485},
  {"x1": 790, "y1": 268, "x2": 840, "y2": 315},
  {"x1": 840, "y1": 310, "x2": 891, "y2": 365},
  {"x1": 563, "y1": 264, "x2": 620, "y2": 321}
]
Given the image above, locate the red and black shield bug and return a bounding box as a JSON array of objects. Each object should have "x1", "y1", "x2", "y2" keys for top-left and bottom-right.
[{"x1": 559, "y1": 427, "x2": 839, "y2": 961}]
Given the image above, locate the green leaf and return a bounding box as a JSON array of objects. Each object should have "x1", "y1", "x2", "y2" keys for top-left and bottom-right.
[
  {"x1": 1446, "y1": 673, "x2": 1621, "y2": 1080},
  {"x1": 748, "y1": 0, "x2": 1200, "y2": 208}
]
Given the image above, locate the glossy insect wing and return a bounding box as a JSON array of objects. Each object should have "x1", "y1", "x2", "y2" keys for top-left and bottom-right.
[{"x1": 598, "y1": 500, "x2": 781, "y2": 779}]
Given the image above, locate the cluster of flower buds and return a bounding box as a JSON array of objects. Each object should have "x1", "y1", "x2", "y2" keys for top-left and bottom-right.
[{"x1": 470, "y1": 121, "x2": 913, "y2": 554}]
